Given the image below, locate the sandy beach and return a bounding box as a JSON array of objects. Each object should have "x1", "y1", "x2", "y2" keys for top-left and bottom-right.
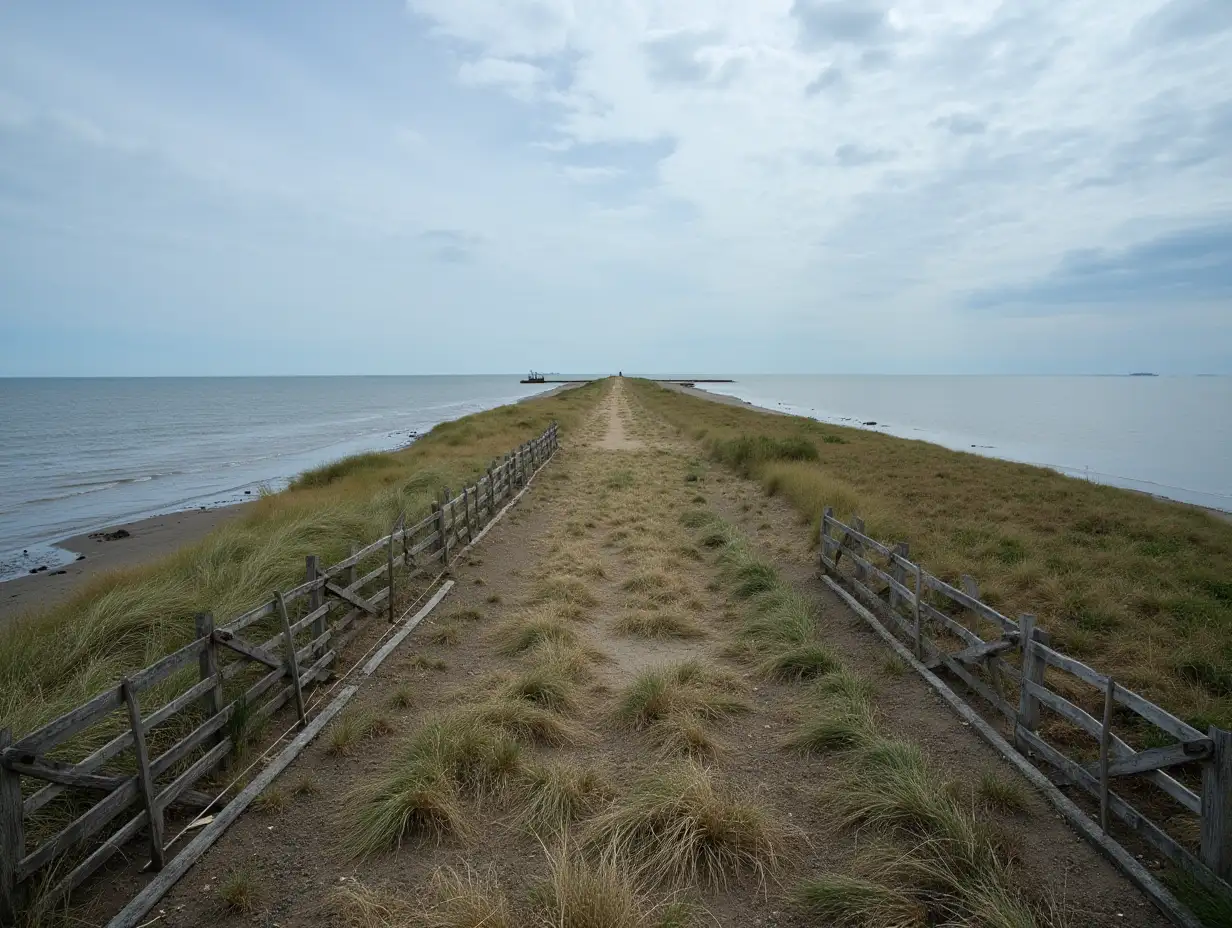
[{"x1": 0, "y1": 503, "x2": 250, "y2": 625}]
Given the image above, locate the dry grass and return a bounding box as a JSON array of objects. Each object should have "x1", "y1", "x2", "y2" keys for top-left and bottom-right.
[
  {"x1": 328, "y1": 708, "x2": 396, "y2": 757},
  {"x1": 253, "y1": 786, "x2": 288, "y2": 814},
  {"x1": 218, "y1": 868, "x2": 258, "y2": 914},
  {"x1": 614, "y1": 661, "x2": 747, "y2": 731},
  {"x1": 500, "y1": 664, "x2": 580, "y2": 713},
  {"x1": 540, "y1": 843, "x2": 694, "y2": 928},
  {"x1": 495, "y1": 609, "x2": 580, "y2": 655},
  {"x1": 632, "y1": 378, "x2": 1232, "y2": 729},
  {"x1": 333, "y1": 881, "x2": 415, "y2": 928},
  {"x1": 346, "y1": 711, "x2": 525, "y2": 855},
  {"x1": 613, "y1": 611, "x2": 706, "y2": 640},
  {"x1": 517, "y1": 761, "x2": 612, "y2": 835},
  {"x1": 788, "y1": 666, "x2": 1059, "y2": 927},
  {"x1": 421, "y1": 865, "x2": 512, "y2": 928},
  {"x1": 977, "y1": 771, "x2": 1031, "y2": 816},
  {"x1": 585, "y1": 761, "x2": 790, "y2": 889}
]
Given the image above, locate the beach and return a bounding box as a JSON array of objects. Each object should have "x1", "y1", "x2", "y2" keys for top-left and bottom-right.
[{"x1": 0, "y1": 503, "x2": 250, "y2": 625}]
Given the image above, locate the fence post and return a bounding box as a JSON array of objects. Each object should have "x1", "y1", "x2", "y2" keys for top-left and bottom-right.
[
  {"x1": 386, "y1": 522, "x2": 396, "y2": 625},
  {"x1": 1015, "y1": 614, "x2": 1046, "y2": 746},
  {"x1": 1201, "y1": 726, "x2": 1232, "y2": 881},
  {"x1": 306, "y1": 556, "x2": 324, "y2": 644},
  {"x1": 912, "y1": 562, "x2": 923, "y2": 660},
  {"x1": 0, "y1": 728, "x2": 23, "y2": 926},
  {"x1": 434, "y1": 501, "x2": 449, "y2": 565},
  {"x1": 463, "y1": 486, "x2": 474, "y2": 542},
  {"x1": 194, "y1": 612, "x2": 221, "y2": 743},
  {"x1": 345, "y1": 543, "x2": 358, "y2": 590},
  {"x1": 274, "y1": 590, "x2": 306, "y2": 729},
  {"x1": 121, "y1": 680, "x2": 166, "y2": 871},
  {"x1": 819, "y1": 507, "x2": 833, "y2": 573},
  {"x1": 851, "y1": 516, "x2": 868, "y2": 582},
  {"x1": 487, "y1": 467, "x2": 496, "y2": 519},
  {"x1": 1100, "y1": 676, "x2": 1115, "y2": 832},
  {"x1": 890, "y1": 541, "x2": 908, "y2": 612}
]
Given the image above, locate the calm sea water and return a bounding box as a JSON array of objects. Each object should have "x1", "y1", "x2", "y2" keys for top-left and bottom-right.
[
  {"x1": 695, "y1": 376, "x2": 1232, "y2": 513},
  {"x1": 0, "y1": 376, "x2": 553, "y2": 581}
]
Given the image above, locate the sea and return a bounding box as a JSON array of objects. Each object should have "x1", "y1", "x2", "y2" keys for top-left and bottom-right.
[
  {"x1": 1, "y1": 375, "x2": 1228, "y2": 584},
  {"x1": 692, "y1": 375, "x2": 1231, "y2": 515},
  {"x1": 0, "y1": 376, "x2": 556, "y2": 581}
]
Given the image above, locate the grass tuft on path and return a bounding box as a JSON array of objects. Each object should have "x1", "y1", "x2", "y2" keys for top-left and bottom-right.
[{"x1": 585, "y1": 761, "x2": 790, "y2": 889}]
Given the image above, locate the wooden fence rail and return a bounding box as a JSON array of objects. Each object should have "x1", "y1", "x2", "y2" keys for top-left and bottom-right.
[
  {"x1": 819, "y1": 507, "x2": 1232, "y2": 908},
  {"x1": 0, "y1": 422, "x2": 559, "y2": 925}
]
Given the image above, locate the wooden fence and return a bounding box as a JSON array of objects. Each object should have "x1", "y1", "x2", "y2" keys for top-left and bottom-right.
[
  {"x1": 0, "y1": 423, "x2": 559, "y2": 925},
  {"x1": 819, "y1": 507, "x2": 1232, "y2": 908}
]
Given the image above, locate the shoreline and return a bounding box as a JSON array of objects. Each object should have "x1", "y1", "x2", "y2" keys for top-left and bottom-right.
[
  {"x1": 662, "y1": 381, "x2": 1232, "y2": 525},
  {"x1": 0, "y1": 504, "x2": 251, "y2": 626},
  {"x1": 0, "y1": 386, "x2": 584, "y2": 625}
]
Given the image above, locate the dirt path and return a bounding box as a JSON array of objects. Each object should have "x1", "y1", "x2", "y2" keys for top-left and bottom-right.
[{"x1": 118, "y1": 380, "x2": 1168, "y2": 928}]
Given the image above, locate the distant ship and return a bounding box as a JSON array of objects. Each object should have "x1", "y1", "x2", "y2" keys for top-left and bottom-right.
[
  {"x1": 1129, "y1": 372, "x2": 1158, "y2": 377},
  {"x1": 521, "y1": 371, "x2": 546, "y2": 383}
]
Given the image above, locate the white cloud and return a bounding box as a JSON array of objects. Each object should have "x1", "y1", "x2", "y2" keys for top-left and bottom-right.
[
  {"x1": 456, "y1": 57, "x2": 546, "y2": 100},
  {"x1": 562, "y1": 164, "x2": 625, "y2": 182}
]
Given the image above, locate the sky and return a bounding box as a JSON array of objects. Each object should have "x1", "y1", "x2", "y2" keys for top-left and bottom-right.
[{"x1": 0, "y1": 0, "x2": 1230, "y2": 376}]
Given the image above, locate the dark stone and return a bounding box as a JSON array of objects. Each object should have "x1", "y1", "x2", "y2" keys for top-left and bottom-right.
[
  {"x1": 29, "y1": 565, "x2": 47, "y2": 574},
  {"x1": 76, "y1": 554, "x2": 86, "y2": 561},
  {"x1": 50, "y1": 570, "x2": 67, "y2": 576},
  {"x1": 244, "y1": 490, "x2": 252, "y2": 495},
  {"x1": 863, "y1": 421, "x2": 877, "y2": 426},
  {"x1": 89, "y1": 528, "x2": 131, "y2": 541}
]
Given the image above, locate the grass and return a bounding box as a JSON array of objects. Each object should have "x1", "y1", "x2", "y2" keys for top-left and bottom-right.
[
  {"x1": 421, "y1": 865, "x2": 512, "y2": 928},
  {"x1": 757, "y1": 642, "x2": 837, "y2": 682},
  {"x1": 613, "y1": 611, "x2": 706, "y2": 640},
  {"x1": 977, "y1": 771, "x2": 1031, "y2": 816},
  {"x1": 410, "y1": 653, "x2": 449, "y2": 671},
  {"x1": 614, "y1": 661, "x2": 747, "y2": 730},
  {"x1": 0, "y1": 381, "x2": 604, "y2": 749},
  {"x1": 584, "y1": 761, "x2": 789, "y2": 888},
  {"x1": 517, "y1": 761, "x2": 612, "y2": 835},
  {"x1": 540, "y1": 843, "x2": 686, "y2": 928},
  {"x1": 789, "y1": 666, "x2": 1059, "y2": 927},
  {"x1": 426, "y1": 623, "x2": 461, "y2": 646},
  {"x1": 500, "y1": 664, "x2": 580, "y2": 713},
  {"x1": 328, "y1": 708, "x2": 395, "y2": 757},
  {"x1": 346, "y1": 711, "x2": 524, "y2": 855},
  {"x1": 218, "y1": 868, "x2": 258, "y2": 914},
  {"x1": 631, "y1": 377, "x2": 1232, "y2": 728},
  {"x1": 793, "y1": 873, "x2": 922, "y2": 927},
  {"x1": 495, "y1": 609, "x2": 579, "y2": 655},
  {"x1": 253, "y1": 786, "x2": 288, "y2": 814}
]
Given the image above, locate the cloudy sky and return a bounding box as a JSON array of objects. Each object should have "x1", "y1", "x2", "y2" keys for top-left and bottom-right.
[{"x1": 1, "y1": 0, "x2": 1229, "y2": 375}]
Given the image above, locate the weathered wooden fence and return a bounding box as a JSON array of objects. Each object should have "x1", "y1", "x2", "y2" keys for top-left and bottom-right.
[
  {"x1": 0, "y1": 422, "x2": 559, "y2": 925},
  {"x1": 819, "y1": 507, "x2": 1232, "y2": 908}
]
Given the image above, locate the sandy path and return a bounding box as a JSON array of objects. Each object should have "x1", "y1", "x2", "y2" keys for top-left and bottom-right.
[
  {"x1": 595, "y1": 378, "x2": 643, "y2": 450},
  {"x1": 105, "y1": 381, "x2": 1166, "y2": 928}
]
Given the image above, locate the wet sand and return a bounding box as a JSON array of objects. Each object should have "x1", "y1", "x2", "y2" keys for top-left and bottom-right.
[{"x1": 0, "y1": 504, "x2": 251, "y2": 625}]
